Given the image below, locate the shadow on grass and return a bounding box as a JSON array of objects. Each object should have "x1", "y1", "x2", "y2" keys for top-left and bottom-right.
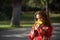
[
  {"x1": 0, "y1": 25, "x2": 20, "y2": 31},
  {"x1": 0, "y1": 25, "x2": 32, "y2": 31},
  {"x1": 0, "y1": 27, "x2": 13, "y2": 31},
  {"x1": 50, "y1": 16, "x2": 60, "y2": 23}
]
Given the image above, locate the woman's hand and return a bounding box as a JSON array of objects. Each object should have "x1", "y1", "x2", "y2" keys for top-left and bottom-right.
[
  {"x1": 30, "y1": 30, "x2": 34, "y2": 38},
  {"x1": 35, "y1": 24, "x2": 40, "y2": 30}
]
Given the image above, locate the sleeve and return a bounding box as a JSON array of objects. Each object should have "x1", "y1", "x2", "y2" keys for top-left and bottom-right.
[
  {"x1": 28, "y1": 30, "x2": 34, "y2": 40},
  {"x1": 28, "y1": 30, "x2": 38, "y2": 40},
  {"x1": 28, "y1": 24, "x2": 34, "y2": 40},
  {"x1": 28, "y1": 24, "x2": 37, "y2": 40}
]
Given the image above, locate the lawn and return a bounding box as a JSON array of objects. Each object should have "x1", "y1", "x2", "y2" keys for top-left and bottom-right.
[
  {"x1": 50, "y1": 13, "x2": 60, "y2": 23},
  {"x1": 0, "y1": 12, "x2": 60, "y2": 30},
  {"x1": 21, "y1": 12, "x2": 60, "y2": 23}
]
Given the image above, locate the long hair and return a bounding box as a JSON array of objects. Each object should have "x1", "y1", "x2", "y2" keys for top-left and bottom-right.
[{"x1": 34, "y1": 11, "x2": 51, "y2": 26}]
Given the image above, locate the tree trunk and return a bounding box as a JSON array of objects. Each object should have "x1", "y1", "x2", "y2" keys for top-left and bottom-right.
[
  {"x1": 11, "y1": 0, "x2": 22, "y2": 27},
  {"x1": 46, "y1": 0, "x2": 49, "y2": 17}
]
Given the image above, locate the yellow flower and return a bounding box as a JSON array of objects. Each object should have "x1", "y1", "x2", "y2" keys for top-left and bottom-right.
[{"x1": 35, "y1": 20, "x2": 43, "y2": 24}]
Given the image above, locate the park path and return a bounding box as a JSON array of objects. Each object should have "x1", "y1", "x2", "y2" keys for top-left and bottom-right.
[{"x1": 0, "y1": 23, "x2": 60, "y2": 40}]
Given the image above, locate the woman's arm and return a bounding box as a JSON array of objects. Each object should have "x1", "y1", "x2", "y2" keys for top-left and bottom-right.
[
  {"x1": 31, "y1": 23, "x2": 40, "y2": 38},
  {"x1": 30, "y1": 24, "x2": 36, "y2": 38}
]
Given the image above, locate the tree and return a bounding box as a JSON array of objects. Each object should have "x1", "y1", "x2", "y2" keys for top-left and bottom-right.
[
  {"x1": 11, "y1": 0, "x2": 22, "y2": 27},
  {"x1": 50, "y1": 0, "x2": 60, "y2": 12},
  {"x1": 26, "y1": 0, "x2": 41, "y2": 8},
  {"x1": 40, "y1": 0, "x2": 53, "y2": 17},
  {"x1": 0, "y1": 0, "x2": 12, "y2": 20}
]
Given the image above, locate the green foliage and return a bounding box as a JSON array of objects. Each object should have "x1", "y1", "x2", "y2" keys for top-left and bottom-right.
[
  {"x1": 26, "y1": 0, "x2": 41, "y2": 8},
  {"x1": 0, "y1": 0, "x2": 60, "y2": 20},
  {"x1": 0, "y1": 0, "x2": 12, "y2": 20},
  {"x1": 51, "y1": 0, "x2": 60, "y2": 11},
  {"x1": 22, "y1": 0, "x2": 53, "y2": 9}
]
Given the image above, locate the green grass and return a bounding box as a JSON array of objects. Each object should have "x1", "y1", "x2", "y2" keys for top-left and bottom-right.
[
  {"x1": 20, "y1": 12, "x2": 34, "y2": 21},
  {"x1": 0, "y1": 24, "x2": 32, "y2": 31},
  {"x1": 50, "y1": 13, "x2": 60, "y2": 23},
  {"x1": 0, "y1": 25, "x2": 12, "y2": 31},
  {"x1": 0, "y1": 24, "x2": 32, "y2": 28},
  {"x1": 0, "y1": 12, "x2": 60, "y2": 30},
  {"x1": 21, "y1": 12, "x2": 60, "y2": 23},
  {"x1": 50, "y1": 16, "x2": 60, "y2": 23}
]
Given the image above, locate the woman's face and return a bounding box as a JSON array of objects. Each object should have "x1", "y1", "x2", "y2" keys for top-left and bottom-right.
[{"x1": 36, "y1": 14, "x2": 40, "y2": 19}]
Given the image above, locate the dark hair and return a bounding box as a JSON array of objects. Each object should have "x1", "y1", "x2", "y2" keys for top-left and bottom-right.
[
  {"x1": 34, "y1": 11, "x2": 41, "y2": 21},
  {"x1": 34, "y1": 11, "x2": 51, "y2": 26}
]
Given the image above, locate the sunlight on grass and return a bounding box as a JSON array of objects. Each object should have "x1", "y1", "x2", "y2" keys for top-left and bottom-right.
[
  {"x1": 20, "y1": 24, "x2": 32, "y2": 27},
  {"x1": 50, "y1": 14, "x2": 60, "y2": 17},
  {"x1": 0, "y1": 25, "x2": 11, "y2": 28},
  {"x1": 0, "y1": 24, "x2": 32, "y2": 28}
]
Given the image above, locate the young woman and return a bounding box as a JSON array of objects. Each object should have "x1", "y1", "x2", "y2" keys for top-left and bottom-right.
[{"x1": 28, "y1": 11, "x2": 53, "y2": 40}]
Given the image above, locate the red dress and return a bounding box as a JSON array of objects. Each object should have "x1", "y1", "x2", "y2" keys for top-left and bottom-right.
[
  {"x1": 40, "y1": 25, "x2": 53, "y2": 38},
  {"x1": 28, "y1": 25, "x2": 53, "y2": 40},
  {"x1": 28, "y1": 29, "x2": 42, "y2": 40}
]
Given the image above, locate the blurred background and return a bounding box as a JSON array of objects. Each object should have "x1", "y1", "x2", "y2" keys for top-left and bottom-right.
[
  {"x1": 0, "y1": 0, "x2": 60, "y2": 29},
  {"x1": 0, "y1": 0, "x2": 60, "y2": 40}
]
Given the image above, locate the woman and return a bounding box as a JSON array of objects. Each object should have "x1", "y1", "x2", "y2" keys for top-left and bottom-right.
[{"x1": 28, "y1": 11, "x2": 53, "y2": 40}]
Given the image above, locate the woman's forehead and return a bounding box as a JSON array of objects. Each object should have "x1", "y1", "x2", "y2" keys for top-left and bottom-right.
[{"x1": 36, "y1": 14, "x2": 39, "y2": 16}]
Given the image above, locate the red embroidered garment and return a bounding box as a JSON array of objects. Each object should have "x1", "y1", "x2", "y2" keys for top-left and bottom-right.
[
  {"x1": 28, "y1": 29, "x2": 42, "y2": 40},
  {"x1": 28, "y1": 25, "x2": 53, "y2": 40},
  {"x1": 40, "y1": 25, "x2": 53, "y2": 38},
  {"x1": 28, "y1": 11, "x2": 53, "y2": 40}
]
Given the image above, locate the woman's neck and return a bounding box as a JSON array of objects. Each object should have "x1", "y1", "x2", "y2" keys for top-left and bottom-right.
[{"x1": 37, "y1": 19, "x2": 41, "y2": 21}]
